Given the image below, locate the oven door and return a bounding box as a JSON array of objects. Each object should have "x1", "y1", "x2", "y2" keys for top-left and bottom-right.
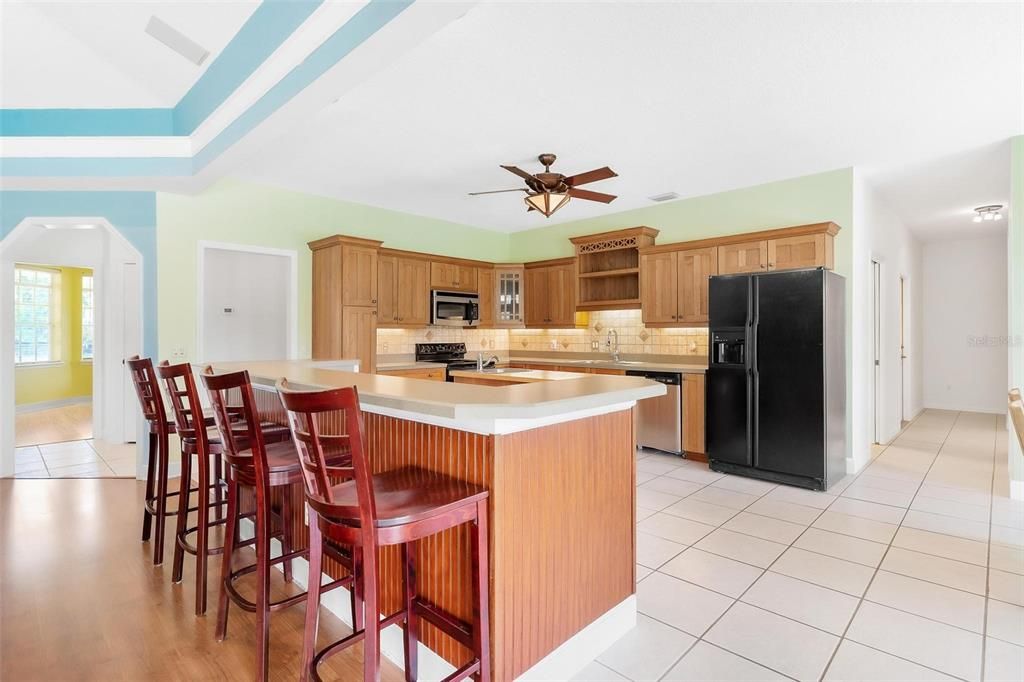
[{"x1": 432, "y1": 291, "x2": 479, "y2": 327}]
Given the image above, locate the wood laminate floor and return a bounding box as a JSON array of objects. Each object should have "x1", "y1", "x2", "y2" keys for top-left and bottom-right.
[
  {"x1": 0, "y1": 477, "x2": 404, "y2": 681},
  {"x1": 15, "y1": 402, "x2": 93, "y2": 447}
]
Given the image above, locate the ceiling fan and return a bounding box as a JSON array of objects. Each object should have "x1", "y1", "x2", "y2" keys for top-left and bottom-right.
[{"x1": 468, "y1": 153, "x2": 618, "y2": 217}]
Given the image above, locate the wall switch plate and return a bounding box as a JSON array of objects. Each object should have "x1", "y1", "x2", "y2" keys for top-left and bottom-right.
[
  {"x1": 591, "y1": 340, "x2": 600, "y2": 351},
  {"x1": 172, "y1": 347, "x2": 186, "y2": 360},
  {"x1": 381, "y1": 341, "x2": 389, "y2": 353},
  {"x1": 549, "y1": 340, "x2": 558, "y2": 350}
]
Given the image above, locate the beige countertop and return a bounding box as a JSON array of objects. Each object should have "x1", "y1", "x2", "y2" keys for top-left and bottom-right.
[
  {"x1": 450, "y1": 368, "x2": 588, "y2": 383},
  {"x1": 508, "y1": 356, "x2": 708, "y2": 374},
  {"x1": 212, "y1": 360, "x2": 664, "y2": 435}
]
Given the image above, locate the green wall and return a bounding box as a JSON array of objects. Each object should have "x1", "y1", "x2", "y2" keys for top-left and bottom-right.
[
  {"x1": 15, "y1": 265, "x2": 93, "y2": 406},
  {"x1": 1009, "y1": 135, "x2": 1024, "y2": 487},
  {"x1": 157, "y1": 178, "x2": 509, "y2": 360}
]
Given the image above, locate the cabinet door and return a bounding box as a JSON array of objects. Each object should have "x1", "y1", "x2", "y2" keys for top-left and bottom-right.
[
  {"x1": 342, "y1": 245, "x2": 378, "y2": 306},
  {"x1": 312, "y1": 244, "x2": 344, "y2": 359},
  {"x1": 430, "y1": 262, "x2": 456, "y2": 290},
  {"x1": 678, "y1": 247, "x2": 718, "y2": 324},
  {"x1": 717, "y1": 240, "x2": 768, "y2": 275},
  {"x1": 477, "y1": 267, "x2": 495, "y2": 327},
  {"x1": 396, "y1": 258, "x2": 430, "y2": 325},
  {"x1": 683, "y1": 373, "x2": 706, "y2": 454},
  {"x1": 640, "y1": 252, "x2": 678, "y2": 324},
  {"x1": 458, "y1": 265, "x2": 479, "y2": 292},
  {"x1": 768, "y1": 234, "x2": 832, "y2": 271},
  {"x1": 495, "y1": 268, "x2": 524, "y2": 326},
  {"x1": 548, "y1": 264, "x2": 576, "y2": 325},
  {"x1": 524, "y1": 268, "x2": 548, "y2": 326},
  {"x1": 377, "y1": 255, "x2": 398, "y2": 324},
  {"x1": 342, "y1": 305, "x2": 377, "y2": 373}
]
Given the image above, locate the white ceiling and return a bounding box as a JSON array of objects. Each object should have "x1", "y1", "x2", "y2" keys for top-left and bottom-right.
[
  {"x1": 234, "y1": 1, "x2": 1023, "y2": 236},
  {"x1": 0, "y1": 1, "x2": 258, "y2": 108}
]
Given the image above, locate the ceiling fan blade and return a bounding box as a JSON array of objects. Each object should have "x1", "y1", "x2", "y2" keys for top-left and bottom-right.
[
  {"x1": 568, "y1": 187, "x2": 617, "y2": 203},
  {"x1": 500, "y1": 164, "x2": 537, "y2": 182},
  {"x1": 565, "y1": 166, "x2": 617, "y2": 187},
  {"x1": 468, "y1": 188, "x2": 529, "y2": 196}
]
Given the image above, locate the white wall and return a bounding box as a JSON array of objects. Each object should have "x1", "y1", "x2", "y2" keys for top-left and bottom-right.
[
  {"x1": 852, "y1": 174, "x2": 924, "y2": 472},
  {"x1": 922, "y1": 235, "x2": 1008, "y2": 413},
  {"x1": 200, "y1": 247, "x2": 292, "y2": 362}
]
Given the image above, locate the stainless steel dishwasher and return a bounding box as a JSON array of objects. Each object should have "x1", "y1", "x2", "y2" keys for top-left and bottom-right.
[{"x1": 626, "y1": 370, "x2": 682, "y2": 454}]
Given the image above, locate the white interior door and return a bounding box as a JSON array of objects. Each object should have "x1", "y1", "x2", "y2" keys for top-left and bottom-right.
[{"x1": 872, "y1": 259, "x2": 881, "y2": 444}]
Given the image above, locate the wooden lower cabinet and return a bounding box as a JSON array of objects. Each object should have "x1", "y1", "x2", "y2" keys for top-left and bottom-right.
[
  {"x1": 377, "y1": 367, "x2": 444, "y2": 381},
  {"x1": 683, "y1": 373, "x2": 706, "y2": 456},
  {"x1": 341, "y1": 306, "x2": 377, "y2": 373}
]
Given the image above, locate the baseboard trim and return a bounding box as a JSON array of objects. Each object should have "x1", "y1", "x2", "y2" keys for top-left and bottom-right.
[{"x1": 15, "y1": 396, "x2": 90, "y2": 414}]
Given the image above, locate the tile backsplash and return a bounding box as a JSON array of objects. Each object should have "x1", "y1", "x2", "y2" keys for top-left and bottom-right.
[
  {"x1": 509, "y1": 310, "x2": 708, "y2": 357},
  {"x1": 376, "y1": 327, "x2": 508, "y2": 355},
  {"x1": 376, "y1": 310, "x2": 708, "y2": 358}
]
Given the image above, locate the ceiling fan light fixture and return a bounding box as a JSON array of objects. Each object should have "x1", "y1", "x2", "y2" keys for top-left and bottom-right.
[
  {"x1": 973, "y1": 204, "x2": 1004, "y2": 223},
  {"x1": 525, "y1": 191, "x2": 571, "y2": 217}
]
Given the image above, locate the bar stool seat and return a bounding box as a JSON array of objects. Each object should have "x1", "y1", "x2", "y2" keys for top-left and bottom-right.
[{"x1": 318, "y1": 466, "x2": 488, "y2": 530}]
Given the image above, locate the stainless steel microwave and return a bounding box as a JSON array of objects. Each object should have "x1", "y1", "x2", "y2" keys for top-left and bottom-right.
[{"x1": 431, "y1": 290, "x2": 479, "y2": 327}]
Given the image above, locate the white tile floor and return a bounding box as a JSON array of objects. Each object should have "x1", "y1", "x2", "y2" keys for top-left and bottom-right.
[
  {"x1": 576, "y1": 409, "x2": 1024, "y2": 682},
  {"x1": 14, "y1": 438, "x2": 136, "y2": 478}
]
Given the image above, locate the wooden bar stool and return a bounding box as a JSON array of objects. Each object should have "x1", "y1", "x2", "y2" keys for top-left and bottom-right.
[
  {"x1": 202, "y1": 368, "x2": 355, "y2": 682},
  {"x1": 129, "y1": 355, "x2": 208, "y2": 566},
  {"x1": 156, "y1": 361, "x2": 289, "y2": 615},
  {"x1": 277, "y1": 379, "x2": 492, "y2": 682}
]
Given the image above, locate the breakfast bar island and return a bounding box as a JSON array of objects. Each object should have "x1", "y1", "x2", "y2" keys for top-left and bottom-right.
[{"x1": 212, "y1": 360, "x2": 662, "y2": 681}]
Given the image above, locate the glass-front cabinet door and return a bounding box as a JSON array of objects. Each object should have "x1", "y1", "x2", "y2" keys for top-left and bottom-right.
[{"x1": 496, "y1": 267, "x2": 524, "y2": 326}]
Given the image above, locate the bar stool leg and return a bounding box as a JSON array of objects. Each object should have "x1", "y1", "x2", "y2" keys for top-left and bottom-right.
[
  {"x1": 362, "y1": 543, "x2": 381, "y2": 682},
  {"x1": 472, "y1": 500, "x2": 491, "y2": 682},
  {"x1": 153, "y1": 430, "x2": 170, "y2": 565},
  {"x1": 213, "y1": 452, "x2": 224, "y2": 523},
  {"x1": 281, "y1": 490, "x2": 294, "y2": 583},
  {"x1": 195, "y1": 447, "x2": 211, "y2": 615},
  {"x1": 171, "y1": 443, "x2": 193, "y2": 583},
  {"x1": 255, "y1": 492, "x2": 272, "y2": 682},
  {"x1": 142, "y1": 431, "x2": 157, "y2": 542},
  {"x1": 301, "y1": 509, "x2": 323, "y2": 682},
  {"x1": 216, "y1": 475, "x2": 238, "y2": 641},
  {"x1": 352, "y1": 546, "x2": 364, "y2": 633},
  {"x1": 402, "y1": 542, "x2": 418, "y2": 682}
]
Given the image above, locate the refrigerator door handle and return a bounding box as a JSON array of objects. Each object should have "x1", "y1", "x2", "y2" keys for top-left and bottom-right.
[{"x1": 750, "y1": 279, "x2": 759, "y2": 467}]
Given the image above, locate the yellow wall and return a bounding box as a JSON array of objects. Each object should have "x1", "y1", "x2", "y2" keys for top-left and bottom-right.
[{"x1": 14, "y1": 265, "x2": 93, "y2": 406}]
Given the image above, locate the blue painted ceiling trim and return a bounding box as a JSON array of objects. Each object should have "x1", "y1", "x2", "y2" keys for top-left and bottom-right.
[
  {"x1": 1, "y1": 0, "x2": 415, "y2": 177},
  {"x1": 0, "y1": 0, "x2": 323, "y2": 138}
]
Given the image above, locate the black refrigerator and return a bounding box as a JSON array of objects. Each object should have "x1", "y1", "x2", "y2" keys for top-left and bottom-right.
[{"x1": 706, "y1": 267, "x2": 846, "y2": 491}]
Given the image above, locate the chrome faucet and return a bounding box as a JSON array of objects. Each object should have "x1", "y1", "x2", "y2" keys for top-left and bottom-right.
[
  {"x1": 606, "y1": 329, "x2": 621, "y2": 362},
  {"x1": 476, "y1": 352, "x2": 500, "y2": 370}
]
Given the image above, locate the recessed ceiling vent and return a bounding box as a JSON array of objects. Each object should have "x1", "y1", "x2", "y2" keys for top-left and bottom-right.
[
  {"x1": 145, "y1": 16, "x2": 210, "y2": 66},
  {"x1": 648, "y1": 192, "x2": 680, "y2": 202}
]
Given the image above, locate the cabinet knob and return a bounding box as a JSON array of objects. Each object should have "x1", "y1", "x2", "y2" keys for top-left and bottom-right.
[{"x1": 372, "y1": 299, "x2": 377, "y2": 303}]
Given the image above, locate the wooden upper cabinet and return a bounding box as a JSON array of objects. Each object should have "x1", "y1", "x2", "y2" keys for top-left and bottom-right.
[
  {"x1": 768, "y1": 233, "x2": 833, "y2": 271},
  {"x1": 677, "y1": 247, "x2": 718, "y2": 324},
  {"x1": 430, "y1": 261, "x2": 478, "y2": 292},
  {"x1": 396, "y1": 257, "x2": 430, "y2": 325},
  {"x1": 682, "y1": 373, "x2": 706, "y2": 455},
  {"x1": 477, "y1": 267, "x2": 495, "y2": 327},
  {"x1": 342, "y1": 306, "x2": 377, "y2": 373},
  {"x1": 377, "y1": 255, "x2": 398, "y2": 324},
  {"x1": 640, "y1": 251, "x2": 679, "y2": 324},
  {"x1": 342, "y1": 245, "x2": 379, "y2": 306},
  {"x1": 717, "y1": 240, "x2": 768, "y2": 275},
  {"x1": 524, "y1": 267, "x2": 548, "y2": 326},
  {"x1": 547, "y1": 263, "x2": 576, "y2": 326}
]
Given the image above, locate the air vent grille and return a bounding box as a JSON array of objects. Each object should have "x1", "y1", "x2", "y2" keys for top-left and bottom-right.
[{"x1": 648, "y1": 192, "x2": 680, "y2": 203}]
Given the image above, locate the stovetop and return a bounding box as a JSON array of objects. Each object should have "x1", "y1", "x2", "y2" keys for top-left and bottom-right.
[{"x1": 415, "y1": 342, "x2": 467, "y2": 363}]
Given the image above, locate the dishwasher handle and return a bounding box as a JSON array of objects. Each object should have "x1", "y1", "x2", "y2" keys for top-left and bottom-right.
[{"x1": 625, "y1": 370, "x2": 682, "y2": 385}]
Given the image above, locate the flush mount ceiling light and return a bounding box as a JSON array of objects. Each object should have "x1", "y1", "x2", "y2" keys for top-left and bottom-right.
[
  {"x1": 145, "y1": 16, "x2": 210, "y2": 66},
  {"x1": 524, "y1": 191, "x2": 571, "y2": 217},
  {"x1": 973, "y1": 205, "x2": 1004, "y2": 223}
]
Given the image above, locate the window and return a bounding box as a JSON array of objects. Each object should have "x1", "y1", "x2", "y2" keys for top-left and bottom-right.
[
  {"x1": 81, "y1": 275, "x2": 94, "y2": 360},
  {"x1": 14, "y1": 266, "x2": 61, "y2": 364}
]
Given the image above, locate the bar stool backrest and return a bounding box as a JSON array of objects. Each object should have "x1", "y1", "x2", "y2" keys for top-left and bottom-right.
[
  {"x1": 201, "y1": 367, "x2": 268, "y2": 483},
  {"x1": 157, "y1": 360, "x2": 211, "y2": 455},
  {"x1": 276, "y1": 380, "x2": 373, "y2": 527},
  {"x1": 1009, "y1": 389, "x2": 1024, "y2": 454},
  {"x1": 127, "y1": 355, "x2": 167, "y2": 426}
]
